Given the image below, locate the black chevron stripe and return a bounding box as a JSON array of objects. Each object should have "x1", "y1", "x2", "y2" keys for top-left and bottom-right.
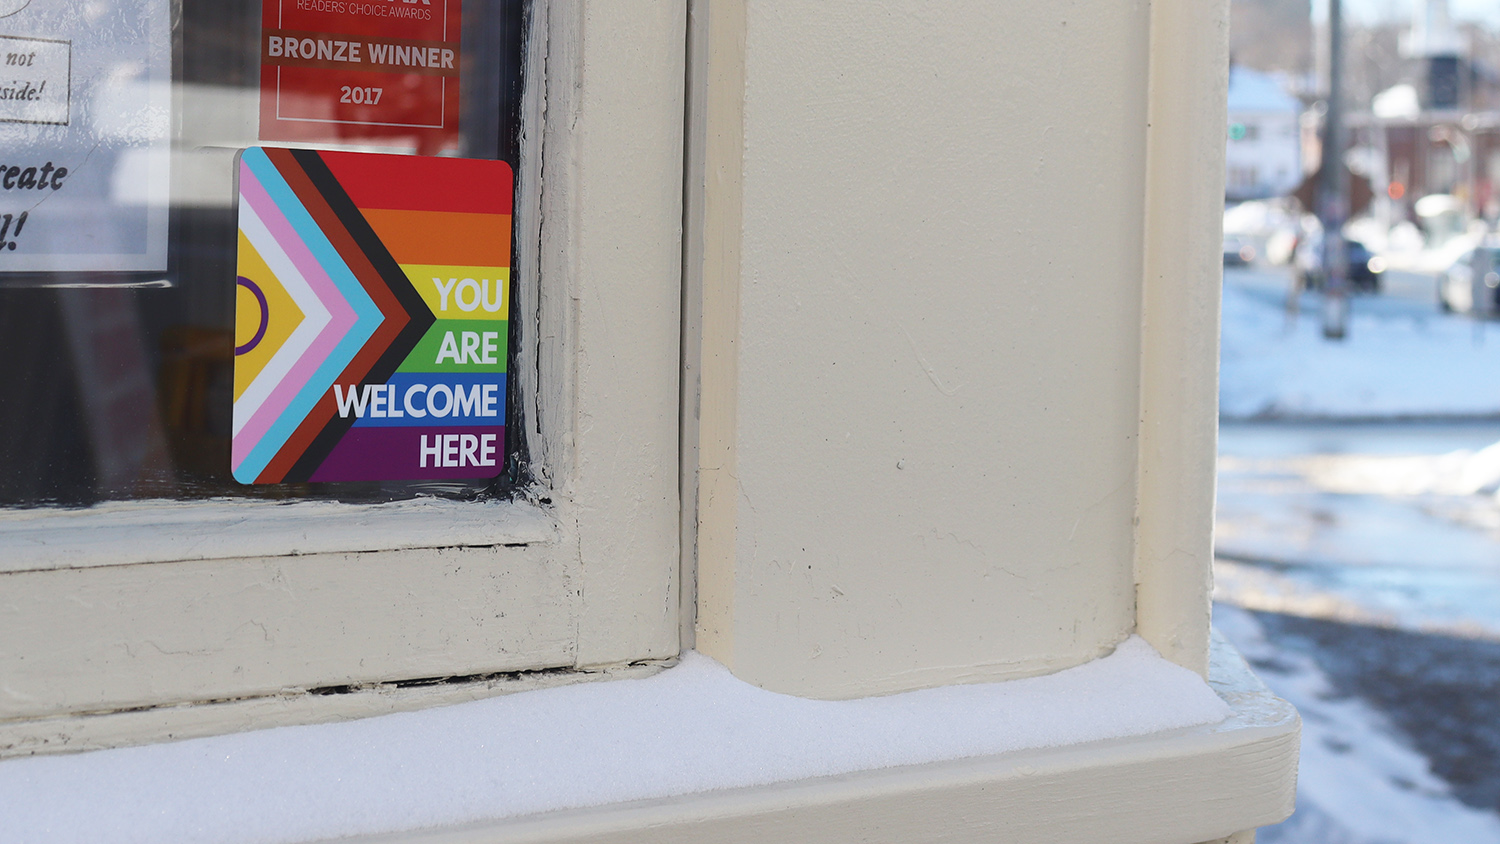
[{"x1": 281, "y1": 148, "x2": 436, "y2": 483}]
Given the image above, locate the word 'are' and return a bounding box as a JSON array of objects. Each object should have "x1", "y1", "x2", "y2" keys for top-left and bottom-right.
[{"x1": 436, "y1": 331, "x2": 501, "y2": 365}]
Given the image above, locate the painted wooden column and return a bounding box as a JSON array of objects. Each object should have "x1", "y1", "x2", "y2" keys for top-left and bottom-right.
[{"x1": 689, "y1": 0, "x2": 1220, "y2": 699}]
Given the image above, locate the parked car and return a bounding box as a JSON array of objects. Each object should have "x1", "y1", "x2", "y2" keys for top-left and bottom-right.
[
  {"x1": 1223, "y1": 234, "x2": 1256, "y2": 266},
  {"x1": 1437, "y1": 245, "x2": 1500, "y2": 315},
  {"x1": 1293, "y1": 232, "x2": 1384, "y2": 292},
  {"x1": 1345, "y1": 240, "x2": 1384, "y2": 293}
]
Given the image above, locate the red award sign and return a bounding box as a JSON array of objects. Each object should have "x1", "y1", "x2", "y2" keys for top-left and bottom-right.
[{"x1": 260, "y1": 0, "x2": 462, "y2": 155}]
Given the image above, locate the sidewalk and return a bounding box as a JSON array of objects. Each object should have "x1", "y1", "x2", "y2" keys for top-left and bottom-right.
[{"x1": 1220, "y1": 266, "x2": 1500, "y2": 420}]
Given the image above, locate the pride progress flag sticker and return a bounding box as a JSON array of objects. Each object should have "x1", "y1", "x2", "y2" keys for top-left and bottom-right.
[{"x1": 232, "y1": 147, "x2": 512, "y2": 483}]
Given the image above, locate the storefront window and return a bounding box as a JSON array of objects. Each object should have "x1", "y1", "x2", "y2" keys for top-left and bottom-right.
[{"x1": 0, "y1": 0, "x2": 525, "y2": 507}]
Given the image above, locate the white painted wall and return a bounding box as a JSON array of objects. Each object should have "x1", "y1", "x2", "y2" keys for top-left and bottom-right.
[{"x1": 691, "y1": 0, "x2": 1226, "y2": 698}]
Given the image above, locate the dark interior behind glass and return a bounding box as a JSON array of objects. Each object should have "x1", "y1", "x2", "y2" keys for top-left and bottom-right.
[{"x1": 0, "y1": 0, "x2": 525, "y2": 506}]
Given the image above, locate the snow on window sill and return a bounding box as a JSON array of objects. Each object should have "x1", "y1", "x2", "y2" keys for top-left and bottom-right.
[{"x1": 0, "y1": 634, "x2": 1297, "y2": 844}]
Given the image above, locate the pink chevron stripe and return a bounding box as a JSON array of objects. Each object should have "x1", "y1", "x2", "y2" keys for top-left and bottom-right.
[
  {"x1": 233, "y1": 164, "x2": 358, "y2": 466},
  {"x1": 232, "y1": 171, "x2": 324, "y2": 461}
]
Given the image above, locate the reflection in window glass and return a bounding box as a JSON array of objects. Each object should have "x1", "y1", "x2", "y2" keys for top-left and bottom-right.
[{"x1": 0, "y1": 0, "x2": 525, "y2": 506}]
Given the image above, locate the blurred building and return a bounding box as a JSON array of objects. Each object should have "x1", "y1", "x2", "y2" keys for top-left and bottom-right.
[
  {"x1": 1230, "y1": 0, "x2": 1314, "y2": 85},
  {"x1": 1277, "y1": 0, "x2": 1500, "y2": 234},
  {"x1": 1349, "y1": 110, "x2": 1500, "y2": 228},
  {"x1": 1404, "y1": 0, "x2": 1467, "y2": 109},
  {"x1": 1339, "y1": 1, "x2": 1500, "y2": 230},
  {"x1": 1227, "y1": 65, "x2": 1304, "y2": 200}
]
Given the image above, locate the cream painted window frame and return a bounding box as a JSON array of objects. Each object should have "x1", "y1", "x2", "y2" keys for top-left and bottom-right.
[
  {"x1": 0, "y1": 0, "x2": 688, "y2": 756},
  {"x1": 3, "y1": 3, "x2": 1301, "y2": 841}
]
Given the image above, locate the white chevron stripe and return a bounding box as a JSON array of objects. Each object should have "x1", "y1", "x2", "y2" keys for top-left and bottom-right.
[{"x1": 232, "y1": 195, "x2": 332, "y2": 441}]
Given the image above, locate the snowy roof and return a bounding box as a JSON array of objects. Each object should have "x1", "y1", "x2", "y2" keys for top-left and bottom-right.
[{"x1": 1228, "y1": 66, "x2": 1301, "y2": 114}]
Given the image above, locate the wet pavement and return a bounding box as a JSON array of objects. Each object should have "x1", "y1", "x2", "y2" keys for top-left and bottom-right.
[
  {"x1": 1244, "y1": 608, "x2": 1500, "y2": 815},
  {"x1": 1216, "y1": 421, "x2": 1500, "y2": 636}
]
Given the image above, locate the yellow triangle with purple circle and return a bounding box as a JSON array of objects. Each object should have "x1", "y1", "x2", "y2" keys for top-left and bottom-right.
[{"x1": 235, "y1": 230, "x2": 306, "y2": 402}]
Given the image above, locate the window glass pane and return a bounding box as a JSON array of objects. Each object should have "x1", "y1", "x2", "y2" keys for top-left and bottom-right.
[{"x1": 0, "y1": 0, "x2": 524, "y2": 507}]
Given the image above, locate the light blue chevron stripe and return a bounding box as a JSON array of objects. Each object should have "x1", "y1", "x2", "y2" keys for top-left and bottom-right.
[{"x1": 236, "y1": 148, "x2": 384, "y2": 481}]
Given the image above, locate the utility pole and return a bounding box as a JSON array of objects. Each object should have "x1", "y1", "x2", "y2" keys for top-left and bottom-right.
[{"x1": 1320, "y1": 0, "x2": 1350, "y2": 340}]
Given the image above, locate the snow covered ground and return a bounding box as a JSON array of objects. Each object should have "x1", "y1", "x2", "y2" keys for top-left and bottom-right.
[
  {"x1": 1216, "y1": 265, "x2": 1500, "y2": 842},
  {"x1": 1220, "y1": 267, "x2": 1500, "y2": 419}
]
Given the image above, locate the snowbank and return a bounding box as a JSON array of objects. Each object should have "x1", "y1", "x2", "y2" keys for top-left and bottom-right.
[{"x1": 1301, "y1": 439, "x2": 1500, "y2": 497}]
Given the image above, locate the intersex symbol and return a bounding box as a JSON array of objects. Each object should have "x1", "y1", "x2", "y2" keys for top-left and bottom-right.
[{"x1": 236, "y1": 276, "x2": 270, "y2": 355}]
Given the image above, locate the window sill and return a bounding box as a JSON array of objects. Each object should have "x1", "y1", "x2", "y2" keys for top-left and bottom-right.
[
  {"x1": 0, "y1": 497, "x2": 556, "y2": 573},
  {"x1": 0, "y1": 632, "x2": 1297, "y2": 844},
  {"x1": 353, "y1": 632, "x2": 1296, "y2": 844}
]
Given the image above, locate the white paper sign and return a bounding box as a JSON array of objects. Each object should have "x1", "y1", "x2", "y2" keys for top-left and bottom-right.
[{"x1": 0, "y1": 0, "x2": 170, "y2": 274}]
